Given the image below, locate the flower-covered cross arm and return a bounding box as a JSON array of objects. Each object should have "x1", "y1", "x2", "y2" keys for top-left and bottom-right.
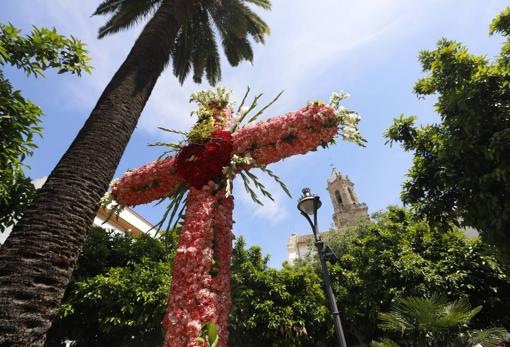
[
  {"x1": 111, "y1": 157, "x2": 185, "y2": 206},
  {"x1": 232, "y1": 103, "x2": 339, "y2": 167}
]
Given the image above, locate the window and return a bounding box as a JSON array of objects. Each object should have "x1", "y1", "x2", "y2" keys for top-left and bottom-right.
[
  {"x1": 335, "y1": 190, "x2": 342, "y2": 204},
  {"x1": 348, "y1": 188, "x2": 356, "y2": 203}
]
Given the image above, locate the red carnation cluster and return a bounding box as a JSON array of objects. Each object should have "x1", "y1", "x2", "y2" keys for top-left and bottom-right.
[{"x1": 175, "y1": 130, "x2": 233, "y2": 189}]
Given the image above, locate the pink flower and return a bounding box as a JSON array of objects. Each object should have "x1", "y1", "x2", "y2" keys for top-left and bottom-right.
[
  {"x1": 112, "y1": 157, "x2": 185, "y2": 206},
  {"x1": 163, "y1": 186, "x2": 233, "y2": 347},
  {"x1": 232, "y1": 103, "x2": 339, "y2": 167}
]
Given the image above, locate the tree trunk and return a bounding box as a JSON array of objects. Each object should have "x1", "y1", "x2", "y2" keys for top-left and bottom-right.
[{"x1": 0, "y1": 1, "x2": 181, "y2": 345}]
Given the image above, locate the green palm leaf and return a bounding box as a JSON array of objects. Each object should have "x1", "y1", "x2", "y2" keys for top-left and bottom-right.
[
  {"x1": 93, "y1": 0, "x2": 271, "y2": 85},
  {"x1": 468, "y1": 327, "x2": 509, "y2": 347},
  {"x1": 377, "y1": 295, "x2": 509, "y2": 346},
  {"x1": 95, "y1": 0, "x2": 161, "y2": 38},
  {"x1": 171, "y1": 24, "x2": 192, "y2": 84},
  {"x1": 370, "y1": 338, "x2": 400, "y2": 347}
]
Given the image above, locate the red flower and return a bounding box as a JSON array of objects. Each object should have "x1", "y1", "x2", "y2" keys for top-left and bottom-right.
[{"x1": 175, "y1": 130, "x2": 233, "y2": 188}]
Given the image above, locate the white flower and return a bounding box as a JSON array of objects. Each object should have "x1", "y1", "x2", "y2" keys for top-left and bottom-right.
[
  {"x1": 343, "y1": 112, "x2": 361, "y2": 126},
  {"x1": 239, "y1": 106, "x2": 249, "y2": 116},
  {"x1": 329, "y1": 92, "x2": 341, "y2": 109},
  {"x1": 339, "y1": 91, "x2": 350, "y2": 100}
]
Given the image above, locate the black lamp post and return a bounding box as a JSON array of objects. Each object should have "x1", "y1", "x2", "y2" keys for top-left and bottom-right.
[{"x1": 297, "y1": 188, "x2": 347, "y2": 347}]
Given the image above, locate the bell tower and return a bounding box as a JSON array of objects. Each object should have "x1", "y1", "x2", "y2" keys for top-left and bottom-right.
[{"x1": 327, "y1": 168, "x2": 368, "y2": 230}]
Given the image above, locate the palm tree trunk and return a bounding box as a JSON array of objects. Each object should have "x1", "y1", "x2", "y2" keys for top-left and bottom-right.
[{"x1": 0, "y1": 1, "x2": 182, "y2": 345}]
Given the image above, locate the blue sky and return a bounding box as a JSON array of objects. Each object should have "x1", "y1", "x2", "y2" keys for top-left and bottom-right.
[{"x1": 2, "y1": 1, "x2": 508, "y2": 267}]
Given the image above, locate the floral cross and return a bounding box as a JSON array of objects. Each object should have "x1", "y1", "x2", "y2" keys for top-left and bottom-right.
[{"x1": 106, "y1": 88, "x2": 363, "y2": 347}]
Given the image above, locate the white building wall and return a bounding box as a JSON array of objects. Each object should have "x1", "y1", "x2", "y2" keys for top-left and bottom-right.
[{"x1": 1, "y1": 177, "x2": 155, "y2": 245}]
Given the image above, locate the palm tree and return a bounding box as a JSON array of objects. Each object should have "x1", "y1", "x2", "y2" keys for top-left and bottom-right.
[
  {"x1": 371, "y1": 295, "x2": 509, "y2": 347},
  {"x1": 0, "y1": 1, "x2": 271, "y2": 345}
]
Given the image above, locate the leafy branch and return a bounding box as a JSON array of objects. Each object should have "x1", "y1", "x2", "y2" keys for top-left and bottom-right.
[
  {"x1": 259, "y1": 166, "x2": 292, "y2": 198},
  {"x1": 157, "y1": 127, "x2": 189, "y2": 137},
  {"x1": 246, "y1": 90, "x2": 284, "y2": 124},
  {"x1": 152, "y1": 185, "x2": 188, "y2": 238},
  {"x1": 239, "y1": 171, "x2": 263, "y2": 205}
]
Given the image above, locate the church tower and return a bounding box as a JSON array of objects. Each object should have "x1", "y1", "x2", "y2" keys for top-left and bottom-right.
[
  {"x1": 287, "y1": 168, "x2": 370, "y2": 262},
  {"x1": 327, "y1": 167, "x2": 369, "y2": 230}
]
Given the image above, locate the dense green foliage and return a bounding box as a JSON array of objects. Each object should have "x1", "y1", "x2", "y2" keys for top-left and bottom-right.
[
  {"x1": 229, "y1": 238, "x2": 331, "y2": 347},
  {"x1": 47, "y1": 207, "x2": 510, "y2": 346},
  {"x1": 46, "y1": 227, "x2": 176, "y2": 346},
  {"x1": 371, "y1": 295, "x2": 508, "y2": 347},
  {"x1": 384, "y1": 7, "x2": 510, "y2": 254},
  {"x1": 0, "y1": 23, "x2": 91, "y2": 232},
  {"x1": 321, "y1": 207, "x2": 510, "y2": 345},
  {"x1": 93, "y1": 0, "x2": 271, "y2": 85},
  {"x1": 46, "y1": 228, "x2": 333, "y2": 346}
]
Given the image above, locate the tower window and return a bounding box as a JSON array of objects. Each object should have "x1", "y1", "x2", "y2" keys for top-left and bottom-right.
[
  {"x1": 348, "y1": 188, "x2": 356, "y2": 203},
  {"x1": 335, "y1": 190, "x2": 342, "y2": 204}
]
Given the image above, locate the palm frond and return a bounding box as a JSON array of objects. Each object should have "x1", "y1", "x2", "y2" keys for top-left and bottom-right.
[
  {"x1": 94, "y1": 0, "x2": 271, "y2": 85},
  {"x1": 378, "y1": 295, "x2": 509, "y2": 346},
  {"x1": 207, "y1": 0, "x2": 267, "y2": 65},
  {"x1": 468, "y1": 327, "x2": 509, "y2": 347},
  {"x1": 437, "y1": 299, "x2": 481, "y2": 328},
  {"x1": 171, "y1": 24, "x2": 193, "y2": 84},
  {"x1": 222, "y1": 34, "x2": 254, "y2": 66},
  {"x1": 370, "y1": 339, "x2": 400, "y2": 347},
  {"x1": 242, "y1": 0, "x2": 272, "y2": 10},
  {"x1": 378, "y1": 311, "x2": 412, "y2": 334},
  {"x1": 95, "y1": 0, "x2": 161, "y2": 38},
  {"x1": 93, "y1": 0, "x2": 127, "y2": 16},
  {"x1": 238, "y1": 2, "x2": 271, "y2": 43},
  {"x1": 396, "y1": 296, "x2": 441, "y2": 329},
  {"x1": 205, "y1": 37, "x2": 221, "y2": 85},
  {"x1": 186, "y1": 5, "x2": 221, "y2": 84},
  {"x1": 379, "y1": 295, "x2": 448, "y2": 333},
  {"x1": 215, "y1": 1, "x2": 249, "y2": 38}
]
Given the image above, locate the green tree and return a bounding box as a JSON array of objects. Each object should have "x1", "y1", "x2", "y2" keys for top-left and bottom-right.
[
  {"x1": 384, "y1": 7, "x2": 510, "y2": 254},
  {"x1": 45, "y1": 227, "x2": 176, "y2": 346},
  {"x1": 318, "y1": 207, "x2": 510, "y2": 345},
  {"x1": 371, "y1": 295, "x2": 508, "y2": 347},
  {"x1": 0, "y1": 23, "x2": 91, "y2": 232},
  {"x1": 0, "y1": 2, "x2": 271, "y2": 345},
  {"x1": 229, "y1": 237, "x2": 332, "y2": 347}
]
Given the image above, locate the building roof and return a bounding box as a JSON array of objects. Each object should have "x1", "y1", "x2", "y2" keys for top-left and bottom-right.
[
  {"x1": 95, "y1": 207, "x2": 154, "y2": 236},
  {"x1": 293, "y1": 230, "x2": 337, "y2": 245}
]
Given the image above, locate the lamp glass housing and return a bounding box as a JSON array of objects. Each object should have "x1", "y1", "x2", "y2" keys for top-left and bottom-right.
[{"x1": 297, "y1": 188, "x2": 322, "y2": 215}]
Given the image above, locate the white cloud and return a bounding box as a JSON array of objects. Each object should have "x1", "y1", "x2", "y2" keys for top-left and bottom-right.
[{"x1": 10, "y1": 0, "x2": 442, "y2": 134}]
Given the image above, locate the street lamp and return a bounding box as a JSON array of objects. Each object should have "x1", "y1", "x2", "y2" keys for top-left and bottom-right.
[{"x1": 297, "y1": 188, "x2": 347, "y2": 347}]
